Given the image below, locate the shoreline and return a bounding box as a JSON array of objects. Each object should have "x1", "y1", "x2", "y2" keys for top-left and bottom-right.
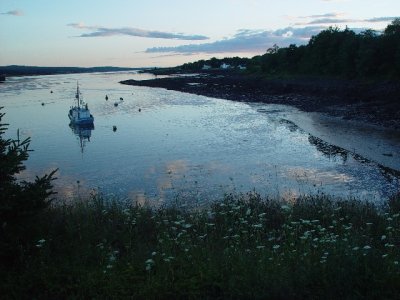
[{"x1": 121, "y1": 70, "x2": 400, "y2": 129}]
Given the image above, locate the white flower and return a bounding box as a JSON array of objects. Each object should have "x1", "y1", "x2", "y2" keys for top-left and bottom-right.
[
  {"x1": 381, "y1": 235, "x2": 387, "y2": 240},
  {"x1": 145, "y1": 258, "x2": 155, "y2": 265},
  {"x1": 352, "y1": 247, "x2": 359, "y2": 251},
  {"x1": 281, "y1": 205, "x2": 290, "y2": 211},
  {"x1": 36, "y1": 239, "x2": 46, "y2": 248},
  {"x1": 272, "y1": 245, "x2": 280, "y2": 250},
  {"x1": 363, "y1": 245, "x2": 371, "y2": 250}
]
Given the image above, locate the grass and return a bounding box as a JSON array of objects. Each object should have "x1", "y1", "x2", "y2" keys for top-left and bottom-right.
[{"x1": 2, "y1": 192, "x2": 400, "y2": 299}]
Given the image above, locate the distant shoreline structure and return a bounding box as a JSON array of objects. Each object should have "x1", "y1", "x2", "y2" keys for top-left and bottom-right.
[{"x1": 0, "y1": 65, "x2": 147, "y2": 77}]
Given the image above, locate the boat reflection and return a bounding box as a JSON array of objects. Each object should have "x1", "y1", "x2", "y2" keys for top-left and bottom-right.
[{"x1": 69, "y1": 123, "x2": 94, "y2": 153}]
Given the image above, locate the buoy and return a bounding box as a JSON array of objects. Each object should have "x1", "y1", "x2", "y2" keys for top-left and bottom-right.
[
  {"x1": 50, "y1": 90, "x2": 53, "y2": 93},
  {"x1": 105, "y1": 95, "x2": 108, "y2": 100},
  {"x1": 41, "y1": 102, "x2": 45, "y2": 106}
]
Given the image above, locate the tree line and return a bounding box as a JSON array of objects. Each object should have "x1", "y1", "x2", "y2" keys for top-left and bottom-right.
[{"x1": 181, "y1": 19, "x2": 400, "y2": 80}]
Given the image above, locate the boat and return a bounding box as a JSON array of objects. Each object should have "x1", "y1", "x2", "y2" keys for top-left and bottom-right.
[{"x1": 68, "y1": 82, "x2": 94, "y2": 125}]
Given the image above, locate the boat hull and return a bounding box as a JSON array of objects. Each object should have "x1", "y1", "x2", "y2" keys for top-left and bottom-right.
[
  {"x1": 68, "y1": 107, "x2": 94, "y2": 125},
  {"x1": 68, "y1": 115, "x2": 94, "y2": 125}
]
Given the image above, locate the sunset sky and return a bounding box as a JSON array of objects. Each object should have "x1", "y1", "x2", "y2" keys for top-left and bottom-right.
[{"x1": 0, "y1": 0, "x2": 398, "y2": 67}]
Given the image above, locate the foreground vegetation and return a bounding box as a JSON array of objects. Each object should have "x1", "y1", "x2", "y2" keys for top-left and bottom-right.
[{"x1": 1, "y1": 192, "x2": 400, "y2": 299}]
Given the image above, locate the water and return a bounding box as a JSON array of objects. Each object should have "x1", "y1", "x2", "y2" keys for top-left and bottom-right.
[{"x1": 1, "y1": 72, "x2": 399, "y2": 205}]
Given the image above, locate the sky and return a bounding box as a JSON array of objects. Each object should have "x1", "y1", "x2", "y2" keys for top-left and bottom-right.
[{"x1": 0, "y1": 0, "x2": 398, "y2": 67}]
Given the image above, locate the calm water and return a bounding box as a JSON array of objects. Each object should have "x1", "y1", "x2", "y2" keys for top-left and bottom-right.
[{"x1": 1, "y1": 72, "x2": 399, "y2": 205}]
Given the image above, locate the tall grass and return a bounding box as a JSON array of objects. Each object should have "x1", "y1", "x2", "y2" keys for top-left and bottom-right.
[{"x1": 2, "y1": 192, "x2": 400, "y2": 299}]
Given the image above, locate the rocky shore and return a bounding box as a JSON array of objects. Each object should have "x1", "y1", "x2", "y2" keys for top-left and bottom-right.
[{"x1": 120, "y1": 70, "x2": 400, "y2": 129}]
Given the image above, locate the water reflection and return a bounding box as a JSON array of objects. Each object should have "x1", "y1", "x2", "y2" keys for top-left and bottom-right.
[
  {"x1": 308, "y1": 135, "x2": 348, "y2": 163},
  {"x1": 280, "y1": 118, "x2": 400, "y2": 184},
  {"x1": 69, "y1": 123, "x2": 94, "y2": 153}
]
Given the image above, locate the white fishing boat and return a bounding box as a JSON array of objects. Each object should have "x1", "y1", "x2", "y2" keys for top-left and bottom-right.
[{"x1": 68, "y1": 82, "x2": 94, "y2": 125}]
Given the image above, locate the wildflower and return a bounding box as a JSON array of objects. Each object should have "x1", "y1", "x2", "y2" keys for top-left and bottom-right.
[
  {"x1": 258, "y1": 213, "x2": 266, "y2": 218},
  {"x1": 386, "y1": 226, "x2": 393, "y2": 231},
  {"x1": 145, "y1": 258, "x2": 155, "y2": 271},
  {"x1": 183, "y1": 223, "x2": 192, "y2": 229},
  {"x1": 365, "y1": 222, "x2": 373, "y2": 226},
  {"x1": 106, "y1": 264, "x2": 113, "y2": 269},
  {"x1": 382, "y1": 254, "x2": 388, "y2": 258},
  {"x1": 109, "y1": 254, "x2": 116, "y2": 263},
  {"x1": 281, "y1": 205, "x2": 290, "y2": 211},
  {"x1": 252, "y1": 224, "x2": 262, "y2": 228},
  {"x1": 246, "y1": 208, "x2": 251, "y2": 216},
  {"x1": 352, "y1": 247, "x2": 359, "y2": 251},
  {"x1": 394, "y1": 261, "x2": 399, "y2": 265},
  {"x1": 381, "y1": 235, "x2": 387, "y2": 240},
  {"x1": 151, "y1": 252, "x2": 157, "y2": 256},
  {"x1": 386, "y1": 217, "x2": 393, "y2": 221},
  {"x1": 272, "y1": 245, "x2": 280, "y2": 250},
  {"x1": 363, "y1": 245, "x2": 371, "y2": 250},
  {"x1": 256, "y1": 245, "x2": 265, "y2": 249},
  {"x1": 36, "y1": 239, "x2": 46, "y2": 248},
  {"x1": 392, "y1": 213, "x2": 399, "y2": 218}
]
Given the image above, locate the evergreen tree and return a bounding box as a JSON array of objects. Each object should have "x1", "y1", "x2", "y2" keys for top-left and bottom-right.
[{"x1": 0, "y1": 107, "x2": 56, "y2": 263}]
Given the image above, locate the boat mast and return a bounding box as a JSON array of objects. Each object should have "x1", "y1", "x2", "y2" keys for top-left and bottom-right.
[{"x1": 75, "y1": 82, "x2": 81, "y2": 108}]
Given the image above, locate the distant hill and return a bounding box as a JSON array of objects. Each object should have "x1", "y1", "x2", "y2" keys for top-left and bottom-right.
[{"x1": 0, "y1": 65, "x2": 144, "y2": 77}]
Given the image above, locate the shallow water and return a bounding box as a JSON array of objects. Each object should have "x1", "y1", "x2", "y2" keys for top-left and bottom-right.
[{"x1": 1, "y1": 72, "x2": 399, "y2": 205}]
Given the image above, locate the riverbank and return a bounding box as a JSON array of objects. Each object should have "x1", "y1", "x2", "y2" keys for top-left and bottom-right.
[
  {"x1": 3, "y1": 193, "x2": 400, "y2": 299},
  {"x1": 121, "y1": 70, "x2": 400, "y2": 129}
]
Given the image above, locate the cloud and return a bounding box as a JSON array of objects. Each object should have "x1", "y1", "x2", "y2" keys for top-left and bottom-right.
[
  {"x1": 366, "y1": 17, "x2": 399, "y2": 23},
  {"x1": 67, "y1": 23, "x2": 208, "y2": 40},
  {"x1": 1, "y1": 9, "x2": 23, "y2": 16},
  {"x1": 294, "y1": 15, "x2": 397, "y2": 26},
  {"x1": 296, "y1": 18, "x2": 356, "y2": 25},
  {"x1": 299, "y1": 13, "x2": 344, "y2": 19},
  {"x1": 145, "y1": 26, "x2": 325, "y2": 54}
]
